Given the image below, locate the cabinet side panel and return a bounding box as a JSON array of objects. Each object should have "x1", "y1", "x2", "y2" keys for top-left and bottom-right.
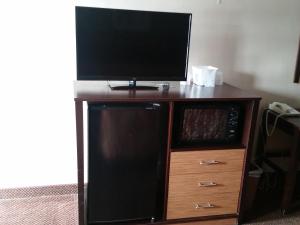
[{"x1": 238, "y1": 100, "x2": 260, "y2": 223}]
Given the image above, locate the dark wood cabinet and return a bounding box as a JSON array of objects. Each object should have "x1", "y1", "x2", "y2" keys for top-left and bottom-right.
[{"x1": 74, "y1": 83, "x2": 260, "y2": 225}]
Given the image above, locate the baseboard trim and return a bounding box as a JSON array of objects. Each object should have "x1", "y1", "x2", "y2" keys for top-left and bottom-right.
[{"x1": 0, "y1": 184, "x2": 78, "y2": 199}]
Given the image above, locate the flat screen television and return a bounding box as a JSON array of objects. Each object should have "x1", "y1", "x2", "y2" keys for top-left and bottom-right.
[{"x1": 75, "y1": 6, "x2": 192, "y2": 88}]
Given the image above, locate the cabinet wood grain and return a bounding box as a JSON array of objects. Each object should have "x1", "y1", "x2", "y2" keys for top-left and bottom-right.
[
  {"x1": 169, "y1": 171, "x2": 243, "y2": 195},
  {"x1": 167, "y1": 149, "x2": 244, "y2": 220},
  {"x1": 168, "y1": 217, "x2": 237, "y2": 225},
  {"x1": 169, "y1": 149, "x2": 245, "y2": 176},
  {"x1": 167, "y1": 192, "x2": 239, "y2": 219}
]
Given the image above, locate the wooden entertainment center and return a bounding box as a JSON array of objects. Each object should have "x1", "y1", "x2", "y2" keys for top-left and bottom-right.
[{"x1": 74, "y1": 83, "x2": 260, "y2": 225}]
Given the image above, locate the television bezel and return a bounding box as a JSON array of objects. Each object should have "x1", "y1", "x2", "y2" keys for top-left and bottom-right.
[{"x1": 75, "y1": 6, "x2": 192, "y2": 82}]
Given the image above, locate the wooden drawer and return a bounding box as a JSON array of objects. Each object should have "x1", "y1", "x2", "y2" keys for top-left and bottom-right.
[
  {"x1": 168, "y1": 218, "x2": 237, "y2": 225},
  {"x1": 168, "y1": 171, "x2": 243, "y2": 195},
  {"x1": 169, "y1": 149, "x2": 245, "y2": 176},
  {"x1": 167, "y1": 192, "x2": 239, "y2": 219}
]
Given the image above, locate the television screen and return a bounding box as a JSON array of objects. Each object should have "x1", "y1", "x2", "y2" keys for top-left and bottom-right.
[{"x1": 75, "y1": 6, "x2": 192, "y2": 81}]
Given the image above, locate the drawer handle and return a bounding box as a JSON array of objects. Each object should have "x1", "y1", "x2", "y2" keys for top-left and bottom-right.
[
  {"x1": 199, "y1": 160, "x2": 222, "y2": 165},
  {"x1": 195, "y1": 202, "x2": 215, "y2": 209},
  {"x1": 198, "y1": 181, "x2": 217, "y2": 187}
]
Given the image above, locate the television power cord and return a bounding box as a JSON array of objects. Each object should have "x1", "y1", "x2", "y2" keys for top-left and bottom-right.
[
  {"x1": 107, "y1": 80, "x2": 112, "y2": 89},
  {"x1": 265, "y1": 109, "x2": 287, "y2": 137}
]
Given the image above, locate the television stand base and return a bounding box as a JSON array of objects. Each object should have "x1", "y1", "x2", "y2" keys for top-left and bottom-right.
[
  {"x1": 110, "y1": 85, "x2": 158, "y2": 90},
  {"x1": 109, "y1": 80, "x2": 158, "y2": 90}
]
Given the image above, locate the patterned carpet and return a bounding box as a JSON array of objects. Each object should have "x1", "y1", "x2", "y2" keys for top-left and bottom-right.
[
  {"x1": 0, "y1": 185, "x2": 78, "y2": 225},
  {"x1": 0, "y1": 194, "x2": 78, "y2": 225},
  {"x1": 0, "y1": 185, "x2": 299, "y2": 225}
]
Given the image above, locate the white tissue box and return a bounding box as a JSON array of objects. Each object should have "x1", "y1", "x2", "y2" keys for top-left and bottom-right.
[{"x1": 192, "y1": 66, "x2": 218, "y2": 87}]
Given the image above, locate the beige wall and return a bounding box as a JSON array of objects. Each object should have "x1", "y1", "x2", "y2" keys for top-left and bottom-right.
[
  {"x1": 78, "y1": 0, "x2": 300, "y2": 107},
  {"x1": 0, "y1": 0, "x2": 299, "y2": 188},
  {"x1": 78, "y1": 1, "x2": 300, "y2": 162}
]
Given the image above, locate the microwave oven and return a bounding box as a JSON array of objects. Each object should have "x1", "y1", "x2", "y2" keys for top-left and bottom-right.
[{"x1": 172, "y1": 102, "x2": 244, "y2": 148}]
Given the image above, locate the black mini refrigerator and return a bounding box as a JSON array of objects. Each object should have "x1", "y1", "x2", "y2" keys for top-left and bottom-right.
[{"x1": 87, "y1": 103, "x2": 168, "y2": 224}]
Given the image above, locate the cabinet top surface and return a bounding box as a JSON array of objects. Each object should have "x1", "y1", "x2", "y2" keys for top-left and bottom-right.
[{"x1": 74, "y1": 82, "x2": 260, "y2": 102}]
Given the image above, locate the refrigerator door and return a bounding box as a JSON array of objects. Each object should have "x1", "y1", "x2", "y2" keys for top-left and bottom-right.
[{"x1": 88, "y1": 103, "x2": 168, "y2": 224}]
